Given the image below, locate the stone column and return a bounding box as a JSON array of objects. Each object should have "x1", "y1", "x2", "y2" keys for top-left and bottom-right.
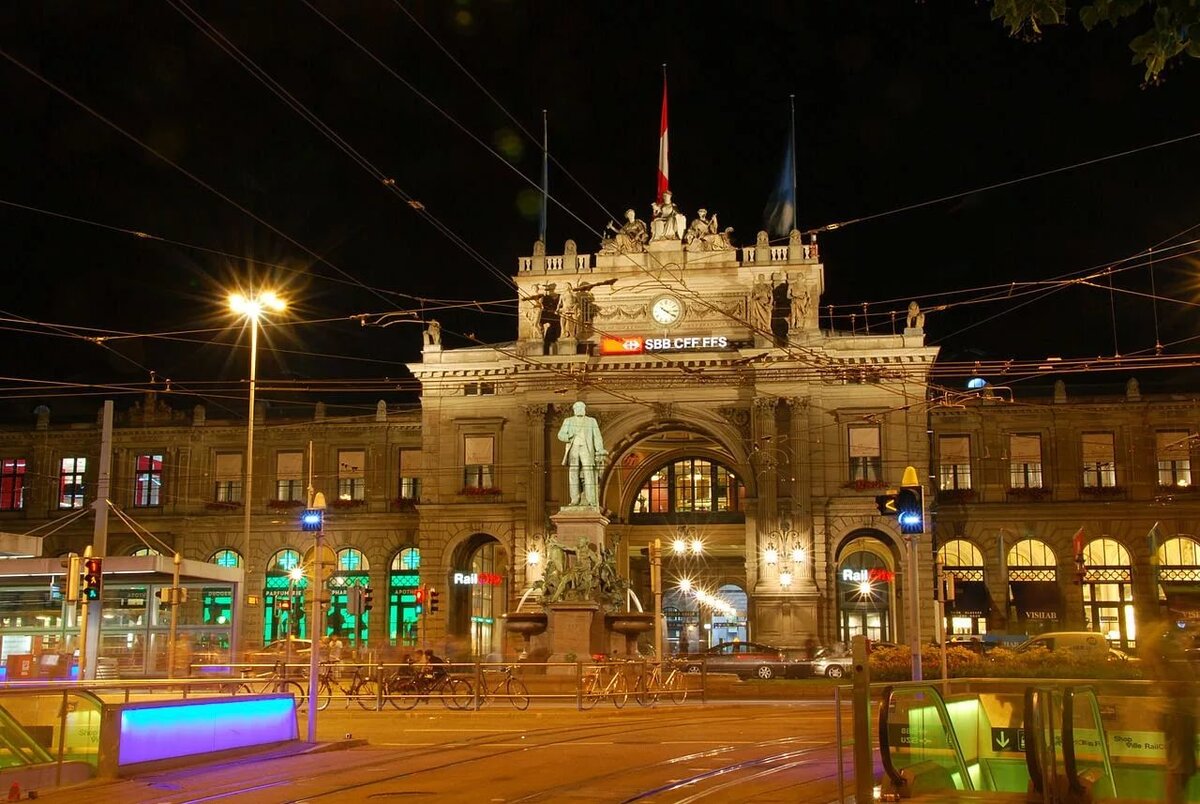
[
  {"x1": 752, "y1": 397, "x2": 778, "y2": 595},
  {"x1": 788, "y1": 397, "x2": 819, "y2": 594}
]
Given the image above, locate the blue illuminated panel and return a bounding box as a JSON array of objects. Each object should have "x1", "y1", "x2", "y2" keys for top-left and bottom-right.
[{"x1": 118, "y1": 696, "x2": 298, "y2": 766}]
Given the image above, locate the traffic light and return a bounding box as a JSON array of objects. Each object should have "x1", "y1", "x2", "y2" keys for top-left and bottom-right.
[
  {"x1": 60, "y1": 554, "x2": 81, "y2": 602},
  {"x1": 428, "y1": 587, "x2": 440, "y2": 614},
  {"x1": 414, "y1": 585, "x2": 425, "y2": 614},
  {"x1": 81, "y1": 557, "x2": 103, "y2": 601},
  {"x1": 347, "y1": 586, "x2": 361, "y2": 617},
  {"x1": 896, "y1": 487, "x2": 925, "y2": 535},
  {"x1": 300, "y1": 508, "x2": 324, "y2": 532},
  {"x1": 874, "y1": 493, "x2": 898, "y2": 516},
  {"x1": 362, "y1": 586, "x2": 374, "y2": 612}
]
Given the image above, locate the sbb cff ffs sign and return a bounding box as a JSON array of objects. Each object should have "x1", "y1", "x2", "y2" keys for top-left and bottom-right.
[{"x1": 599, "y1": 335, "x2": 731, "y2": 355}]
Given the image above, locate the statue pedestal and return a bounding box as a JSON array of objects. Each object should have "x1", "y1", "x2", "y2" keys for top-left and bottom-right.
[
  {"x1": 546, "y1": 602, "x2": 605, "y2": 673},
  {"x1": 550, "y1": 508, "x2": 609, "y2": 554}
]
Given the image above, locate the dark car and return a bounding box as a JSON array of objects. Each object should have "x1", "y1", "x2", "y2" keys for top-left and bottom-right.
[{"x1": 682, "y1": 641, "x2": 791, "y2": 679}]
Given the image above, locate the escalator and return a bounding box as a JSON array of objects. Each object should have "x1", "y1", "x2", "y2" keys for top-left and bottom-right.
[
  {"x1": 0, "y1": 702, "x2": 54, "y2": 769},
  {"x1": 878, "y1": 683, "x2": 1139, "y2": 801}
]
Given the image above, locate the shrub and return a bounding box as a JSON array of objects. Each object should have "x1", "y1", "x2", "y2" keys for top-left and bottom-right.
[{"x1": 867, "y1": 644, "x2": 1142, "y2": 681}]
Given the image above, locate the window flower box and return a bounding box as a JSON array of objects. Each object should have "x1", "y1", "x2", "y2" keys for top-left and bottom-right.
[
  {"x1": 328, "y1": 498, "x2": 367, "y2": 509},
  {"x1": 1157, "y1": 484, "x2": 1196, "y2": 494},
  {"x1": 205, "y1": 500, "x2": 242, "y2": 511},
  {"x1": 461, "y1": 487, "x2": 502, "y2": 497},
  {"x1": 391, "y1": 497, "x2": 419, "y2": 512},
  {"x1": 841, "y1": 479, "x2": 889, "y2": 491},
  {"x1": 937, "y1": 488, "x2": 977, "y2": 503},
  {"x1": 1006, "y1": 487, "x2": 1050, "y2": 501},
  {"x1": 267, "y1": 499, "x2": 305, "y2": 510},
  {"x1": 1080, "y1": 486, "x2": 1125, "y2": 498}
]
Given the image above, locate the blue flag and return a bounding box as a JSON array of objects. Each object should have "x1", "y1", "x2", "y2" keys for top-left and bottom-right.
[{"x1": 764, "y1": 106, "x2": 797, "y2": 238}]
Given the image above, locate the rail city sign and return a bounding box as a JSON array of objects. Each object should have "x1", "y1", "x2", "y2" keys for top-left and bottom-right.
[{"x1": 452, "y1": 571, "x2": 503, "y2": 586}]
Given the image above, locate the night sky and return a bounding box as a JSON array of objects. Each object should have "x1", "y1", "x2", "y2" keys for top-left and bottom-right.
[{"x1": 3, "y1": 2, "x2": 1199, "y2": 421}]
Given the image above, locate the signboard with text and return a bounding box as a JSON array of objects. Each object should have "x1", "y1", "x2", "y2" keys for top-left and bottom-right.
[{"x1": 599, "y1": 335, "x2": 733, "y2": 355}]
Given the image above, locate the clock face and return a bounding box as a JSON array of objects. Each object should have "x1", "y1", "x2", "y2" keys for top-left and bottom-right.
[{"x1": 651, "y1": 295, "x2": 683, "y2": 326}]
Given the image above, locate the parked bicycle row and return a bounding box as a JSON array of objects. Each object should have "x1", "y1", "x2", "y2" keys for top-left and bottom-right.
[{"x1": 209, "y1": 657, "x2": 703, "y2": 711}]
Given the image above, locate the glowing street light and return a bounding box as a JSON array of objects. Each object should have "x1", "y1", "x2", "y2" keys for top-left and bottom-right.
[
  {"x1": 779, "y1": 571, "x2": 793, "y2": 588},
  {"x1": 791, "y1": 546, "x2": 806, "y2": 563},
  {"x1": 690, "y1": 538, "x2": 704, "y2": 556},
  {"x1": 526, "y1": 549, "x2": 541, "y2": 566},
  {"x1": 673, "y1": 538, "x2": 687, "y2": 556},
  {"x1": 228, "y1": 289, "x2": 287, "y2": 576},
  {"x1": 764, "y1": 546, "x2": 779, "y2": 566}
]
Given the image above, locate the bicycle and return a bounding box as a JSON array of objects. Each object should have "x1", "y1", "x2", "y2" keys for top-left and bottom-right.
[
  {"x1": 225, "y1": 662, "x2": 308, "y2": 708},
  {"x1": 633, "y1": 659, "x2": 688, "y2": 706},
  {"x1": 478, "y1": 665, "x2": 530, "y2": 710},
  {"x1": 314, "y1": 661, "x2": 379, "y2": 711},
  {"x1": 385, "y1": 666, "x2": 474, "y2": 710},
  {"x1": 580, "y1": 660, "x2": 628, "y2": 710}
]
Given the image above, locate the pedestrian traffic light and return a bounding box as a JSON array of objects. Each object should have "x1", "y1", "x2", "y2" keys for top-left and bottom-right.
[
  {"x1": 300, "y1": 508, "x2": 324, "y2": 531},
  {"x1": 429, "y1": 587, "x2": 440, "y2": 614},
  {"x1": 874, "y1": 493, "x2": 898, "y2": 516},
  {"x1": 414, "y1": 585, "x2": 425, "y2": 614},
  {"x1": 81, "y1": 557, "x2": 103, "y2": 601},
  {"x1": 362, "y1": 586, "x2": 374, "y2": 612}
]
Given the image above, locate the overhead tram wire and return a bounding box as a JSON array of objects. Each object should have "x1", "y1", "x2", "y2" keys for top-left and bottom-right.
[
  {"x1": 167, "y1": 0, "x2": 522, "y2": 294},
  {"x1": 0, "y1": 47, "x2": 403, "y2": 312},
  {"x1": 301, "y1": 0, "x2": 610, "y2": 237},
  {"x1": 798, "y1": 128, "x2": 1200, "y2": 238}
]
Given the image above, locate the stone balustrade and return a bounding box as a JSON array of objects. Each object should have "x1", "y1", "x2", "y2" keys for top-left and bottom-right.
[{"x1": 518, "y1": 238, "x2": 818, "y2": 274}]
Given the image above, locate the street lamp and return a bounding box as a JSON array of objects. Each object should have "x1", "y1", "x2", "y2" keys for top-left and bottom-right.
[{"x1": 228, "y1": 290, "x2": 287, "y2": 576}]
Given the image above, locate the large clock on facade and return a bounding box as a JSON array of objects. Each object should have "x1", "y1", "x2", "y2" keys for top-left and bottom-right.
[{"x1": 650, "y1": 295, "x2": 683, "y2": 326}]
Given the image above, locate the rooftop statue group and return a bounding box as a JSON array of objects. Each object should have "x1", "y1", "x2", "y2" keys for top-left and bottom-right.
[{"x1": 599, "y1": 191, "x2": 733, "y2": 255}]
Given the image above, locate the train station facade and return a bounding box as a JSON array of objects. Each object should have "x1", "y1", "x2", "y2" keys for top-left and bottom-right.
[{"x1": 1, "y1": 206, "x2": 1196, "y2": 674}]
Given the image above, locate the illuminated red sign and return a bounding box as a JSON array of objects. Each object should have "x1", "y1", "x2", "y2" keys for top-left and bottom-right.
[
  {"x1": 453, "y1": 572, "x2": 503, "y2": 586},
  {"x1": 842, "y1": 568, "x2": 895, "y2": 584},
  {"x1": 600, "y1": 336, "x2": 645, "y2": 355}
]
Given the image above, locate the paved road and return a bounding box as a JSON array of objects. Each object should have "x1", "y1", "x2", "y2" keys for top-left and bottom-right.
[{"x1": 41, "y1": 701, "x2": 852, "y2": 803}]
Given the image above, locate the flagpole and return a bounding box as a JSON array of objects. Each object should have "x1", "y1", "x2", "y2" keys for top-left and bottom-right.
[
  {"x1": 657, "y1": 64, "x2": 669, "y2": 203},
  {"x1": 539, "y1": 109, "x2": 548, "y2": 244},
  {"x1": 789, "y1": 94, "x2": 797, "y2": 232}
]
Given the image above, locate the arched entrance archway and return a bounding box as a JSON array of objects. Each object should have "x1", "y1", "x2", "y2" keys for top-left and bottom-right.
[
  {"x1": 448, "y1": 534, "x2": 509, "y2": 659},
  {"x1": 836, "y1": 533, "x2": 898, "y2": 645}
]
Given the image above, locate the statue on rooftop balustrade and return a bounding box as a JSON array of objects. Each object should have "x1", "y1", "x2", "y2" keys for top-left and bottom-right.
[
  {"x1": 599, "y1": 209, "x2": 648, "y2": 255},
  {"x1": 683, "y1": 208, "x2": 733, "y2": 252},
  {"x1": 650, "y1": 191, "x2": 687, "y2": 241}
]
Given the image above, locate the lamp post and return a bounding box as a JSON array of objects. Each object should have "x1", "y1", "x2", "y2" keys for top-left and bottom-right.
[{"x1": 228, "y1": 291, "x2": 286, "y2": 578}]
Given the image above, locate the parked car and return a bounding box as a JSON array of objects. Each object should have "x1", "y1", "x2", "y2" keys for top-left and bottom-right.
[
  {"x1": 811, "y1": 648, "x2": 854, "y2": 678},
  {"x1": 1015, "y1": 632, "x2": 1136, "y2": 663},
  {"x1": 682, "y1": 641, "x2": 793, "y2": 679},
  {"x1": 248, "y1": 638, "x2": 312, "y2": 667}
]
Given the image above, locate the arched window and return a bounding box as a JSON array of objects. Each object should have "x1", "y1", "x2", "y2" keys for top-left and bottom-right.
[
  {"x1": 1081, "y1": 537, "x2": 1135, "y2": 649},
  {"x1": 1158, "y1": 536, "x2": 1200, "y2": 624},
  {"x1": 209, "y1": 549, "x2": 242, "y2": 568},
  {"x1": 270, "y1": 549, "x2": 301, "y2": 572},
  {"x1": 1159, "y1": 537, "x2": 1200, "y2": 572},
  {"x1": 336, "y1": 548, "x2": 369, "y2": 573},
  {"x1": 1007, "y1": 538, "x2": 1061, "y2": 636},
  {"x1": 263, "y1": 549, "x2": 306, "y2": 643},
  {"x1": 388, "y1": 547, "x2": 421, "y2": 646},
  {"x1": 937, "y1": 540, "x2": 988, "y2": 638},
  {"x1": 631, "y1": 458, "x2": 745, "y2": 522},
  {"x1": 130, "y1": 546, "x2": 162, "y2": 557},
  {"x1": 838, "y1": 546, "x2": 894, "y2": 644},
  {"x1": 327, "y1": 548, "x2": 370, "y2": 646},
  {"x1": 1008, "y1": 539, "x2": 1055, "y2": 568},
  {"x1": 938, "y1": 540, "x2": 984, "y2": 568}
]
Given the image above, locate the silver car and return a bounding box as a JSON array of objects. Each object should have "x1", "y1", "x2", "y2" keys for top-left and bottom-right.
[{"x1": 811, "y1": 649, "x2": 853, "y2": 678}]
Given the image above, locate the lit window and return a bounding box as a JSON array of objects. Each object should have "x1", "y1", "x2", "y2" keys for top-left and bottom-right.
[
  {"x1": 0, "y1": 458, "x2": 27, "y2": 511},
  {"x1": 275, "y1": 451, "x2": 305, "y2": 502},
  {"x1": 632, "y1": 459, "x2": 744, "y2": 519},
  {"x1": 938, "y1": 436, "x2": 972, "y2": 490},
  {"x1": 59, "y1": 457, "x2": 87, "y2": 509},
  {"x1": 338, "y1": 449, "x2": 366, "y2": 501},
  {"x1": 1009, "y1": 434, "x2": 1043, "y2": 489},
  {"x1": 1156, "y1": 431, "x2": 1192, "y2": 488},
  {"x1": 210, "y1": 549, "x2": 242, "y2": 568},
  {"x1": 1081, "y1": 433, "x2": 1116, "y2": 488},
  {"x1": 214, "y1": 453, "x2": 243, "y2": 503},
  {"x1": 463, "y1": 436, "x2": 495, "y2": 490},
  {"x1": 848, "y1": 425, "x2": 882, "y2": 482},
  {"x1": 399, "y1": 449, "x2": 423, "y2": 500},
  {"x1": 134, "y1": 454, "x2": 164, "y2": 507}
]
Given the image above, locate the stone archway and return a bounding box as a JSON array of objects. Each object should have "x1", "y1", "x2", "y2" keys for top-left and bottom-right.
[
  {"x1": 834, "y1": 530, "x2": 901, "y2": 646},
  {"x1": 447, "y1": 533, "x2": 509, "y2": 659}
]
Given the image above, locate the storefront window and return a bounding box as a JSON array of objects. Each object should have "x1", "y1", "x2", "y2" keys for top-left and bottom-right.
[
  {"x1": 937, "y1": 539, "x2": 989, "y2": 639},
  {"x1": 838, "y1": 547, "x2": 893, "y2": 644},
  {"x1": 1158, "y1": 536, "x2": 1200, "y2": 626},
  {"x1": 468, "y1": 542, "x2": 503, "y2": 658},
  {"x1": 1007, "y1": 538, "x2": 1061, "y2": 634},
  {"x1": 1082, "y1": 538, "x2": 1135, "y2": 649},
  {"x1": 389, "y1": 548, "x2": 420, "y2": 647},
  {"x1": 263, "y1": 549, "x2": 306, "y2": 643},
  {"x1": 326, "y1": 549, "x2": 370, "y2": 646}
]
